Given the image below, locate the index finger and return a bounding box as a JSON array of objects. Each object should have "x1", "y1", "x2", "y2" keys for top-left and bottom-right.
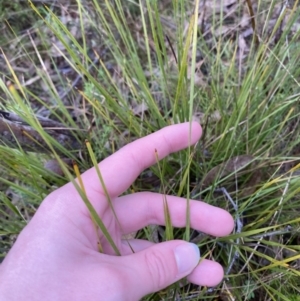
[{"x1": 81, "y1": 122, "x2": 202, "y2": 199}]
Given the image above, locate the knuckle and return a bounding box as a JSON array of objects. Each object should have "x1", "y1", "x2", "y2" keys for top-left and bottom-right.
[{"x1": 144, "y1": 249, "x2": 170, "y2": 289}]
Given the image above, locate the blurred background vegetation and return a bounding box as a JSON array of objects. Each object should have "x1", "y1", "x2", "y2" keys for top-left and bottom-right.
[{"x1": 1, "y1": 0, "x2": 300, "y2": 300}]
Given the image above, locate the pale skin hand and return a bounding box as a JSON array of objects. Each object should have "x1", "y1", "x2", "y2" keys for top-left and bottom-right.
[{"x1": 0, "y1": 122, "x2": 234, "y2": 301}]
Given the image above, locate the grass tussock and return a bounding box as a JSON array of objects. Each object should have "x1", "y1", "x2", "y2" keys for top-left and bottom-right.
[{"x1": 1, "y1": 0, "x2": 300, "y2": 299}]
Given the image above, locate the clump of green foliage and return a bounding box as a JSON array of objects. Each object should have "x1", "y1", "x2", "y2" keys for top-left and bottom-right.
[{"x1": 1, "y1": 0, "x2": 300, "y2": 300}]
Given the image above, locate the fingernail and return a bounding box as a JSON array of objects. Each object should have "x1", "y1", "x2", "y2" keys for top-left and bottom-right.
[{"x1": 174, "y1": 243, "x2": 200, "y2": 275}]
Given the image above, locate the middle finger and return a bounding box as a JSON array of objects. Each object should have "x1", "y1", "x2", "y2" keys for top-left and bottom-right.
[{"x1": 114, "y1": 192, "x2": 234, "y2": 237}]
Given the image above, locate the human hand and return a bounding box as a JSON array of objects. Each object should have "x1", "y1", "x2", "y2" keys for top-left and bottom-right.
[{"x1": 0, "y1": 122, "x2": 234, "y2": 301}]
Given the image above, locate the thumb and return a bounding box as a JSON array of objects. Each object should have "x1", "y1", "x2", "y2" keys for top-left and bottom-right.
[{"x1": 124, "y1": 240, "x2": 200, "y2": 300}]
